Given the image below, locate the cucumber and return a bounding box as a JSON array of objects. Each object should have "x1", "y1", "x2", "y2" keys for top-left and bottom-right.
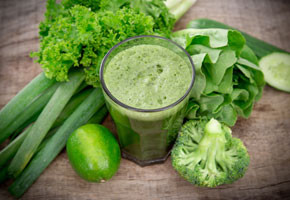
[
  {"x1": 259, "y1": 53, "x2": 290, "y2": 93},
  {"x1": 187, "y1": 18, "x2": 288, "y2": 58}
]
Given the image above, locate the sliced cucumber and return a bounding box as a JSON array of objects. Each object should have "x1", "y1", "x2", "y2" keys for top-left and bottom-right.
[{"x1": 259, "y1": 52, "x2": 290, "y2": 92}]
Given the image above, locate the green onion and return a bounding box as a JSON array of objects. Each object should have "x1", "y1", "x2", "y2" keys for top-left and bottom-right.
[
  {"x1": 0, "y1": 83, "x2": 59, "y2": 144},
  {"x1": 9, "y1": 88, "x2": 105, "y2": 197},
  {"x1": 0, "y1": 127, "x2": 58, "y2": 184},
  {"x1": 0, "y1": 73, "x2": 55, "y2": 143},
  {"x1": 53, "y1": 88, "x2": 93, "y2": 127},
  {"x1": 11, "y1": 84, "x2": 88, "y2": 140},
  {"x1": 8, "y1": 70, "x2": 85, "y2": 178},
  {"x1": 0, "y1": 127, "x2": 31, "y2": 169},
  {"x1": 10, "y1": 113, "x2": 39, "y2": 140},
  {"x1": 87, "y1": 106, "x2": 108, "y2": 124},
  {"x1": 0, "y1": 166, "x2": 8, "y2": 184},
  {"x1": 74, "y1": 81, "x2": 88, "y2": 94},
  {"x1": 0, "y1": 88, "x2": 94, "y2": 170}
]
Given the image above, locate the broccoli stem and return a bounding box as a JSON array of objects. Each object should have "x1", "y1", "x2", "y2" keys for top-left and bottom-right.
[
  {"x1": 204, "y1": 118, "x2": 224, "y2": 136},
  {"x1": 172, "y1": 119, "x2": 250, "y2": 187}
]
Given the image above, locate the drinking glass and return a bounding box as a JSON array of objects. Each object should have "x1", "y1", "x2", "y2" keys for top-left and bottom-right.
[{"x1": 100, "y1": 35, "x2": 195, "y2": 166}]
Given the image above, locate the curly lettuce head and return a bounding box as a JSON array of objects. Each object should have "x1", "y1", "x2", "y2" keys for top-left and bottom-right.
[{"x1": 32, "y1": 0, "x2": 175, "y2": 87}]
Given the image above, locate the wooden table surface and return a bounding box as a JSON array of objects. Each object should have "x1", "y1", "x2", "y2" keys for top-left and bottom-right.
[{"x1": 1, "y1": 0, "x2": 290, "y2": 199}]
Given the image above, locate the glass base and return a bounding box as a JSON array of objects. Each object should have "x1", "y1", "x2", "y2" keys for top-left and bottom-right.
[{"x1": 121, "y1": 150, "x2": 171, "y2": 167}]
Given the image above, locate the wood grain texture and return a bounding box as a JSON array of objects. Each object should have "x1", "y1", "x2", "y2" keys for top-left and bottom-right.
[{"x1": 0, "y1": 0, "x2": 290, "y2": 199}]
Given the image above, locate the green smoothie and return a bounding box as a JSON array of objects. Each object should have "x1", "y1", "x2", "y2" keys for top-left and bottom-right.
[
  {"x1": 104, "y1": 44, "x2": 192, "y2": 109},
  {"x1": 101, "y1": 39, "x2": 194, "y2": 165}
]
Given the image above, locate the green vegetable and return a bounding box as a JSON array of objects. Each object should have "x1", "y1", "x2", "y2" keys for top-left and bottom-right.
[
  {"x1": 0, "y1": 127, "x2": 59, "y2": 184},
  {"x1": 0, "y1": 106, "x2": 107, "y2": 184},
  {"x1": 0, "y1": 166, "x2": 8, "y2": 184},
  {"x1": 66, "y1": 124, "x2": 120, "y2": 182},
  {"x1": 53, "y1": 88, "x2": 93, "y2": 127},
  {"x1": 87, "y1": 106, "x2": 108, "y2": 124},
  {"x1": 31, "y1": 0, "x2": 175, "y2": 87},
  {"x1": 0, "y1": 83, "x2": 59, "y2": 144},
  {"x1": 8, "y1": 82, "x2": 87, "y2": 141},
  {"x1": 8, "y1": 70, "x2": 85, "y2": 178},
  {"x1": 10, "y1": 113, "x2": 39, "y2": 140},
  {"x1": 0, "y1": 127, "x2": 31, "y2": 169},
  {"x1": 187, "y1": 18, "x2": 288, "y2": 58},
  {"x1": 9, "y1": 88, "x2": 105, "y2": 198},
  {"x1": 171, "y1": 28, "x2": 265, "y2": 126},
  {"x1": 0, "y1": 73, "x2": 55, "y2": 143},
  {"x1": 259, "y1": 52, "x2": 290, "y2": 93},
  {"x1": 171, "y1": 118, "x2": 250, "y2": 187},
  {"x1": 165, "y1": 0, "x2": 196, "y2": 21},
  {"x1": 0, "y1": 88, "x2": 94, "y2": 169}
]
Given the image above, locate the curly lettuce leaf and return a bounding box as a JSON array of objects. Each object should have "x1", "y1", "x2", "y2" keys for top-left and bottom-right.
[{"x1": 32, "y1": 0, "x2": 174, "y2": 87}]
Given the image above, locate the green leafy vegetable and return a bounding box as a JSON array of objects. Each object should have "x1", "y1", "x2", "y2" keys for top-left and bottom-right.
[
  {"x1": 171, "y1": 118, "x2": 250, "y2": 187},
  {"x1": 187, "y1": 18, "x2": 288, "y2": 58},
  {"x1": 32, "y1": 0, "x2": 175, "y2": 87},
  {"x1": 171, "y1": 28, "x2": 265, "y2": 126}
]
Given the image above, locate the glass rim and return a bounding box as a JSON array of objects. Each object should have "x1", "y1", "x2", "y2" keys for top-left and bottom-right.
[{"x1": 99, "y1": 35, "x2": 195, "y2": 113}]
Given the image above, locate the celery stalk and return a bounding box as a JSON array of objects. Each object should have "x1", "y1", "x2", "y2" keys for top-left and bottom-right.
[
  {"x1": 164, "y1": 0, "x2": 184, "y2": 10},
  {"x1": 166, "y1": 0, "x2": 196, "y2": 21},
  {"x1": 9, "y1": 88, "x2": 105, "y2": 197},
  {"x1": 8, "y1": 70, "x2": 85, "y2": 178},
  {"x1": 0, "y1": 73, "x2": 55, "y2": 141}
]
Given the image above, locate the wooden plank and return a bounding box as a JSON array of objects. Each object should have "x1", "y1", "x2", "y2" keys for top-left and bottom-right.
[{"x1": 0, "y1": 0, "x2": 290, "y2": 199}]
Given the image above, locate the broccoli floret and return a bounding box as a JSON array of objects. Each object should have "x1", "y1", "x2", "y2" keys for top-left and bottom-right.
[{"x1": 171, "y1": 118, "x2": 250, "y2": 187}]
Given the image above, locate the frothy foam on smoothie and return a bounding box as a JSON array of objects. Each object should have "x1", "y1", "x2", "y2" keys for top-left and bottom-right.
[{"x1": 104, "y1": 44, "x2": 192, "y2": 109}]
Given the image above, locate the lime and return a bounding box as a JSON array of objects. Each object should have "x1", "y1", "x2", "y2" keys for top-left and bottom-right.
[{"x1": 66, "y1": 124, "x2": 121, "y2": 182}]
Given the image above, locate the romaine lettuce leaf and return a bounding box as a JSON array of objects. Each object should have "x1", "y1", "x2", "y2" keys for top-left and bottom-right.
[{"x1": 172, "y1": 28, "x2": 265, "y2": 126}]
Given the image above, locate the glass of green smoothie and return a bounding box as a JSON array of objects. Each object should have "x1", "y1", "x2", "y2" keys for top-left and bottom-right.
[{"x1": 100, "y1": 35, "x2": 195, "y2": 166}]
